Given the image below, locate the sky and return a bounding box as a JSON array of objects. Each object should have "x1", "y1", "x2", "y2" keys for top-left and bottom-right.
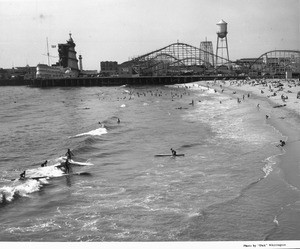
[{"x1": 0, "y1": 0, "x2": 299, "y2": 70}]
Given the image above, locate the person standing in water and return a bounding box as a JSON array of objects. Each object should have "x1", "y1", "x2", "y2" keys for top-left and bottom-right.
[
  {"x1": 65, "y1": 149, "x2": 74, "y2": 160},
  {"x1": 64, "y1": 159, "x2": 71, "y2": 174}
]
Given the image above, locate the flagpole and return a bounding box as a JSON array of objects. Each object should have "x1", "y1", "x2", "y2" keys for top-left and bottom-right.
[{"x1": 46, "y1": 37, "x2": 50, "y2": 66}]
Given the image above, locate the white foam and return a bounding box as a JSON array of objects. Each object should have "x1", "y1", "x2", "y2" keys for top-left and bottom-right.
[
  {"x1": 273, "y1": 216, "x2": 279, "y2": 225},
  {"x1": 262, "y1": 155, "x2": 276, "y2": 178},
  {"x1": 74, "y1": 127, "x2": 108, "y2": 137},
  {"x1": 0, "y1": 179, "x2": 43, "y2": 203},
  {"x1": 56, "y1": 157, "x2": 93, "y2": 166}
]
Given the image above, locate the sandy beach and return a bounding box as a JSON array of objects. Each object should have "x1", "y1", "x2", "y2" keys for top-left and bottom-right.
[{"x1": 196, "y1": 78, "x2": 300, "y2": 190}]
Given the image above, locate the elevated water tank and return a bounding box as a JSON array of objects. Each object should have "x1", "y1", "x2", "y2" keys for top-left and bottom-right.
[{"x1": 217, "y1": 19, "x2": 228, "y2": 38}]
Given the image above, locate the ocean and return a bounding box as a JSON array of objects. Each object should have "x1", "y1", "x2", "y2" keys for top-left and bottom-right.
[{"x1": 0, "y1": 83, "x2": 299, "y2": 242}]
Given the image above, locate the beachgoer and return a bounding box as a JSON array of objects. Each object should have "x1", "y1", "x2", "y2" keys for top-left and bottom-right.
[
  {"x1": 65, "y1": 149, "x2": 74, "y2": 160},
  {"x1": 170, "y1": 148, "x2": 177, "y2": 156},
  {"x1": 20, "y1": 170, "x2": 26, "y2": 180},
  {"x1": 41, "y1": 160, "x2": 48, "y2": 167}
]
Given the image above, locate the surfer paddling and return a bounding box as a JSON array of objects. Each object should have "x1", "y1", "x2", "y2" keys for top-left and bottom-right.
[
  {"x1": 277, "y1": 140, "x2": 286, "y2": 147},
  {"x1": 170, "y1": 148, "x2": 177, "y2": 156},
  {"x1": 19, "y1": 170, "x2": 26, "y2": 180},
  {"x1": 41, "y1": 160, "x2": 48, "y2": 167}
]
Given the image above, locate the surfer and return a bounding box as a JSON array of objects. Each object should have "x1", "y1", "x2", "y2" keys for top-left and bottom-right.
[
  {"x1": 64, "y1": 159, "x2": 71, "y2": 174},
  {"x1": 19, "y1": 170, "x2": 26, "y2": 180},
  {"x1": 170, "y1": 148, "x2": 177, "y2": 156},
  {"x1": 65, "y1": 149, "x2": 74, "y2": 160},
  {"x1": 117, "y1": 118, "x2": 120, "y2": 124},
  {"x1": 41, "y1": 160, "x2": 48, "y2": 167},
  {"x1": 278, "y1": 140, "x2": 286, "y2": 147}
]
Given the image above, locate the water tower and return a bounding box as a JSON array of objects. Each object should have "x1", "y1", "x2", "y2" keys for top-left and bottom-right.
[{"x1": 215, "y1": 19, "x2": 230, "y2": 67}]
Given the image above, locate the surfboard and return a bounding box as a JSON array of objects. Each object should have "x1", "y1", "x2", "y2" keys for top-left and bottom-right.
[
  {"x1": 62, "y1": 171, "x2": 91, "y2": 176},
  {"x1": 155, "y1": 154, "x2": 185, "y2": 157},
  {"x1": 59, "y1": 157, "x2": 93, "y2": 166},
  {"x1": 11, "y1": 172, "x2": 90, "y2": 181},
  {"x1": 11, "y1": 176, "x2": 48, "y2": 181}
]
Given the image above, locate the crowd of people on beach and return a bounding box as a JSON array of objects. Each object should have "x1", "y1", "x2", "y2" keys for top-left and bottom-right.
[{"x1": 210, "y1": 78, "x2": 298, "y2": 146}]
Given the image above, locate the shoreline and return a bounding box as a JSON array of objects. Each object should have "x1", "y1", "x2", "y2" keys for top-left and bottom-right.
[{"x1": 194, "y1": 79, "x2": 300, "y2": 191}]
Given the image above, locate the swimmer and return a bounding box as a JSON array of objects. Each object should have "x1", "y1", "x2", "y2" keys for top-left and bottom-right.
[
  {"x1": 41, "y1": 160, "x2": 48, "y2": 167},
  {"x1": 277, "y1": 140, "x2": 286, "y2": 147},
  {"x1": 19, "y1": 171, "x2": 26, "y2": 180}
]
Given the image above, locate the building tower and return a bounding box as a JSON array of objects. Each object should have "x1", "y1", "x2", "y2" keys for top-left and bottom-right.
[
  {"x1": 215, "y1": 19, "x2": 230, "y2": 67},
  {"x1": 57, "y1": 33, "x2": 79, "y2": 72},
  {"x1": 79, "y1": 55, "x2": 83, "y2": 71},
  {"x1": 200, "y1": 39, "x2": 214, "y2": 67}
]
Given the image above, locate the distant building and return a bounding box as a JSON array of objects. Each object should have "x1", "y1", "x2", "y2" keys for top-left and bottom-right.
[
  {"x1": 118, "y1": 61, "x2": 139, "y2": 77},
  {"x1": 235, "y1": 58, "x2": 264, "y2": 75},
  {"x1": 79, "y1": 70, "x2": 98, "y2": 77},
  {"x1": 0, "y1": 66, "x2": 36, "y2": 80},
  {"x1": 56, "y1": 33, "x2": 79, "y2": 75},
  {"x1": 100, "y1": 61, "x2": 118, "y2": 76},
  {"x1": 35, "y1": 33, "x2": 81, "y2": 79},
  {"x1": 36, "y1": 64, "x2": 65, "y2": 79}
]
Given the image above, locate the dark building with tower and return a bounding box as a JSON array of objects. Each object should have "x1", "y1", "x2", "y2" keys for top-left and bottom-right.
[{"x1": 57, "y1": 33, "x2": 79, "y2": 72}]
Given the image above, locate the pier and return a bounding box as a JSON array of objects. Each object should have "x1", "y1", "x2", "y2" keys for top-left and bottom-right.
[{"x1": 24, "y1": 75, "x2": 245, "y2": 87}]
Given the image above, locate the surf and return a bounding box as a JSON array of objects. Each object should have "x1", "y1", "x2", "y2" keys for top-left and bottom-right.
[{"x1": 71, "y1": 127, "x2": 108, "y2": 138}]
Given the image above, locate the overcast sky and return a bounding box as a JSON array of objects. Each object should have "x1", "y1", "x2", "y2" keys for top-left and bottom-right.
[{"x1": 0, "y1": 0, "x2": 299, "y2": 70}]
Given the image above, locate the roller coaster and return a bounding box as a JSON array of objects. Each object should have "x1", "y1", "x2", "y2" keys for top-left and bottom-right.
[
  {"x1": 120, "y1": 43, "x2": 300, "y2": 77},
  {"x1": 125, "y1": 42, "x2": 232, "y2": 76},
  {"x1": 248, "y1": 50, "x2": 300, "y2": 76}
]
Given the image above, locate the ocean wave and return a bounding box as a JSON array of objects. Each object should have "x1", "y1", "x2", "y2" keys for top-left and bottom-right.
[
  {"x1": 262, "y1": 155, "x2": 277, "y2": 178},
  {"x1": 0, "y1": 179, "x2": 45, "y2": 204},
  {"x1": 72, "y1": 127, "x2": 108, "y2": 138}
]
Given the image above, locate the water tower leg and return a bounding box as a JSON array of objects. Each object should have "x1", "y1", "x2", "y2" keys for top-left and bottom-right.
[
  {"x1": 225, "y1": 36, "x2": 229, "y2": 62},
  {"x1": 215, "y1": 37, "x2": 219, "y2": 67}
]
